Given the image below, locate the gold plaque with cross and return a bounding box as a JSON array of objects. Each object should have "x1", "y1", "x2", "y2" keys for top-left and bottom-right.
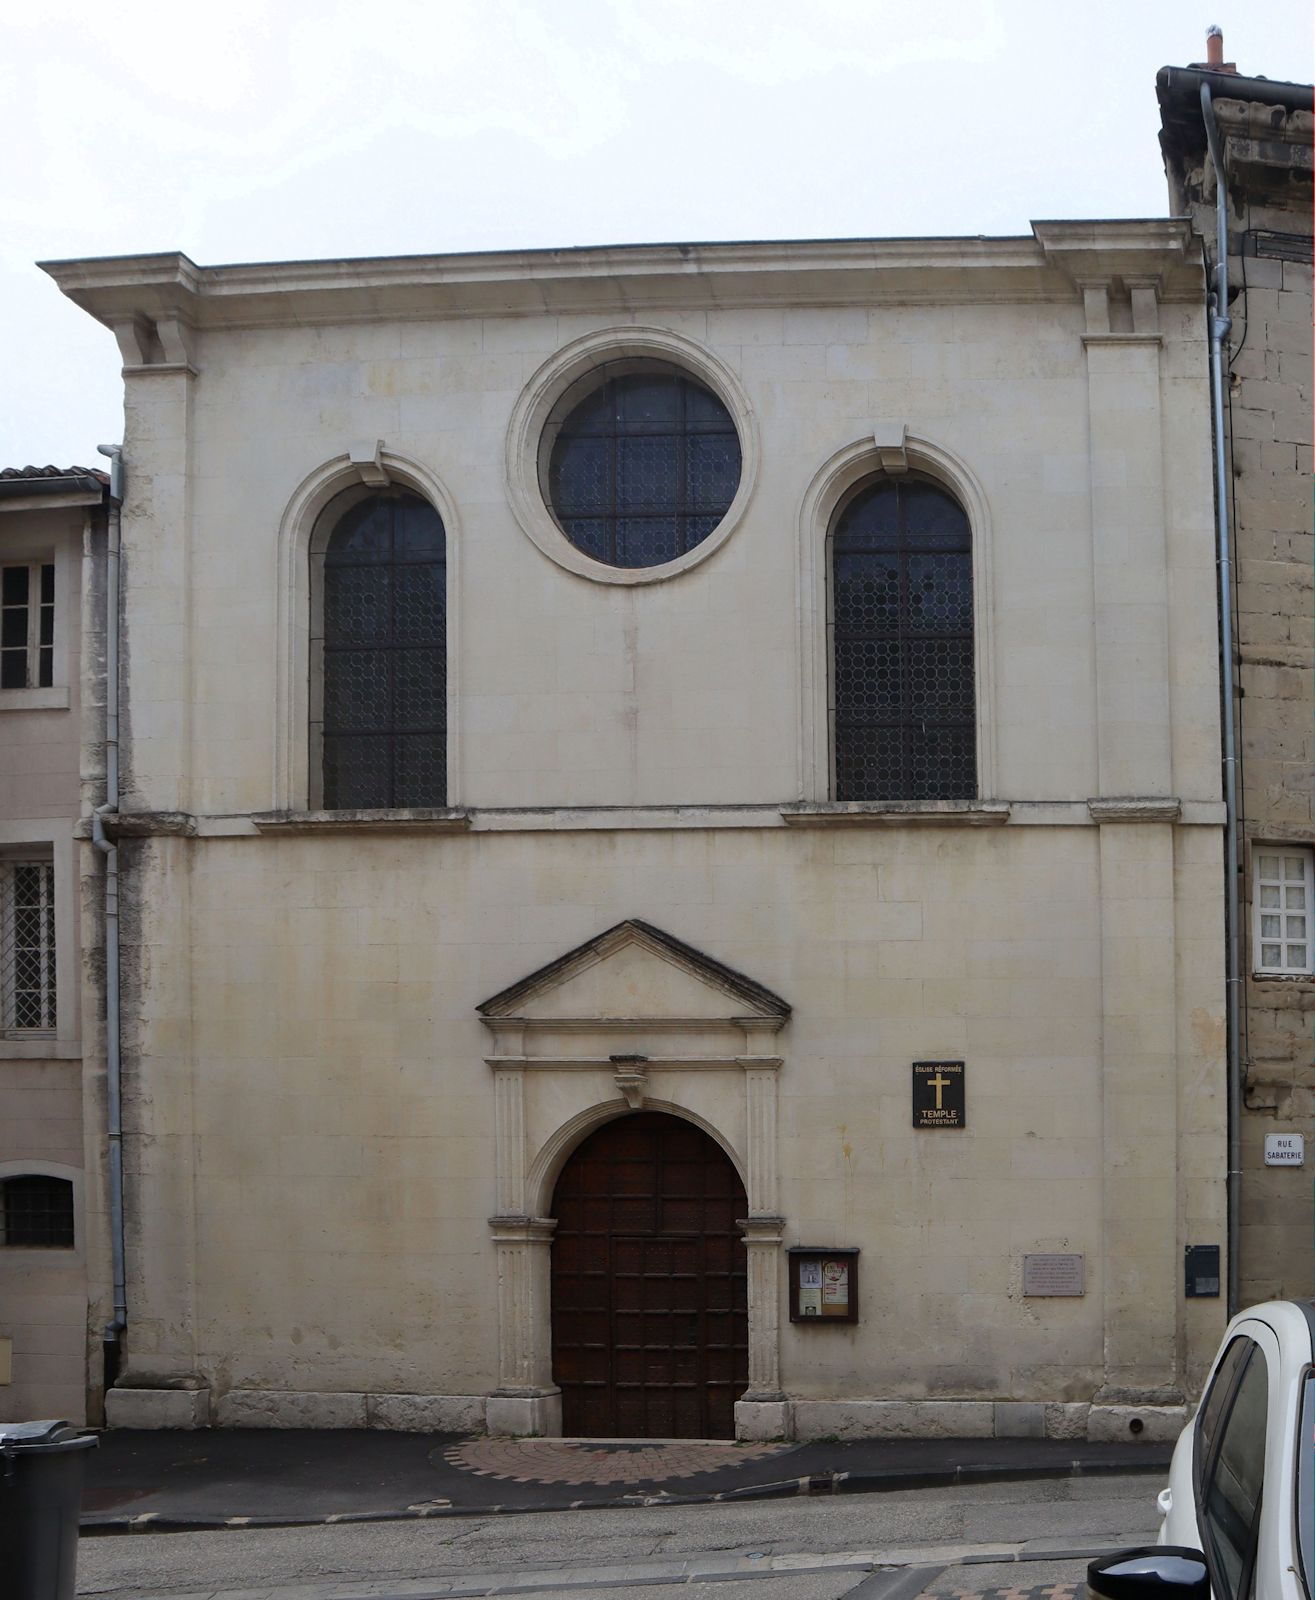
[{"x1": 912, "y1": 1060, "x2": 965, "y2": 1128}]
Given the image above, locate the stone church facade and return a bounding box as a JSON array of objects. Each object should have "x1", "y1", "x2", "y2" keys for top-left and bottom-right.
[{"x1": 43, "y1": 220, "x2": 1228, "y2": 1439}]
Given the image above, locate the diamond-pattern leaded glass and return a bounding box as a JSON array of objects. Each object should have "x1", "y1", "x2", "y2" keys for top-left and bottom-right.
[
  {"x1": 1, "y1": 859, "x2": 56, "y2": 1030},
  {"x1": 831, "y1": 477, "x2": 975, "y2": 801},
  {"x1": 547, "y1": 368, "x2": 741, "y2": 569},
  {"x1": 321, "y1": 495, "x2": 446, "y2": 809}
]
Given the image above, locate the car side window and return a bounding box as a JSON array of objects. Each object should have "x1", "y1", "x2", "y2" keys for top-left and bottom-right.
[
  {"x1": 1199, "y1": 1341, "x2": 1268, "y2": 1600},
  {"x1": 1197, "y1": 1336, "x2": 1253, "y2": 1482}
]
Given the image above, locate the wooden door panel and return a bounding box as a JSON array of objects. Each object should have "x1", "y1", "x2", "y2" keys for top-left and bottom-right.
[{"x1": 551, "y1": 1111, "x2": 749, "y2": 1438}]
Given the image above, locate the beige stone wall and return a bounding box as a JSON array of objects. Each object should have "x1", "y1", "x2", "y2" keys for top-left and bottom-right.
[
  {"x1": 114, "y1": 820, "x2": 1225, "y2": 1419},
  {"x1": 0, "y1": 497, "x2": 93, "y2": 1424},
  {"x1": 50, "y1": 227, "x2": 1229, "y2": 1431}
]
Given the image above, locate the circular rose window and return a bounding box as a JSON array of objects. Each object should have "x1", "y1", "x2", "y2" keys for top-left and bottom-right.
[{"x1": 542, "y1": 363, "x2": 743, "y2": 570}]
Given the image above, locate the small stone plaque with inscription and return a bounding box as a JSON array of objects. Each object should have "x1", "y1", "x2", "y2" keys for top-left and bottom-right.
[
  {"x1": 912, "y1": 1061, "x2": 965, "y2": 1129},
  {"x1": 1022, "y1": 1252, "x2": 1085, "y2": 1297}
]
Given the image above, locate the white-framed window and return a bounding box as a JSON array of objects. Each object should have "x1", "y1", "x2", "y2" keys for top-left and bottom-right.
[
  {"x1": 1, "y1": 857, "x2": 56, "y2": 1031},
  {"x1": 0, "y1": 560, "x2": 55, "y2": 690},
  {"x1": 1253, "y1": 847, "x2": 1314, "y2": 977}
]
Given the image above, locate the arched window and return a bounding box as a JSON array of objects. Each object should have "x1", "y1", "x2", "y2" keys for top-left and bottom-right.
[
  {"x1": 316, "y1": 492, "x2": 447, "y2": 810},
  {"x1": 1, "y1": 1173, "x2": 74, "y2": 1247},
  {"x1": 830, "y1": 475, "x2": 976, "y2": 801}
]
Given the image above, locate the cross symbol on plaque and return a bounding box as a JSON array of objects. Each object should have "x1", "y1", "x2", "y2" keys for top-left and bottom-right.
[{"x1": 927, "y1": 1071, "x2": 951, "y2": 1109}]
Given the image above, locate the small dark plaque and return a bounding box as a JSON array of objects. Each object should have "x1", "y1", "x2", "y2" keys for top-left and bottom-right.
[
  {"x1": 1185, "y1": 1244, "x2": 1221, "y2": 1299},
  {"x1": 913, "y1": 1061, "x2": 965, "y2": 1129}
]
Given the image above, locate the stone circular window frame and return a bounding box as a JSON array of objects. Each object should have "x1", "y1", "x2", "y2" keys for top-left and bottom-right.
[{"x1": 505, "y1": 326, "x2": 759, "y2": 586}]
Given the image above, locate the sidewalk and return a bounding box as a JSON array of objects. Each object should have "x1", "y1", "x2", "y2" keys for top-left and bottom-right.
[{"x1": 80, "y1": 1430, "x2": 1171, "y2": 1532}]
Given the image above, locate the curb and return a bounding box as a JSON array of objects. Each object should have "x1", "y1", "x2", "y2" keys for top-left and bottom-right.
[{"x1": 79, "y1": 1450, "x2": 1170, "y2": 1536}]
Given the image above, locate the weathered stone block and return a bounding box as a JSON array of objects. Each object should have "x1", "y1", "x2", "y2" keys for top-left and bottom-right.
[
  {"x1": 366, "y1": 1393, "x2": 486, "y2": 1433},
  {"x1": 486, "y1": 1393, "x2": 561, "y2": 1437},
  {"x1": 792, "y1": 1400, "x2": 995, "y2": 1440},
  {"x1": 106, "y1": 1387, "x2": 210, "y2": 1429},
  {"x1": 1044, "y1": 1402, "x2": 1091, "y2": 1440},
  {"x1": 994, "y1": 1401, "x2": 1045, "y2": 1438},
  {"x1": 215, "y1": 1389, "x2": 367, "y2": 1429},
  {"x1": 735, "y1": 1399, "x2": 794, "y2": 1441},
  {"x1": 1087, "y1": 1404, "x2": 1187, "y2": 1443}
]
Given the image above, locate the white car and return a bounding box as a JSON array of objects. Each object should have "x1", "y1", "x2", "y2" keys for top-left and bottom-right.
[{"x1": 1088, "y1": 1300, "x2": 1314, "y2": 1600}]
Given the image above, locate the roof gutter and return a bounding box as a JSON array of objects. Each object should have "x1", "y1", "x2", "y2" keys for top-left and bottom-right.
[
  {"x1": 1157, "y1": 64, "x2": 1314, "y2": 114},
  {"x1": 0, "y1": 475, "x2": 106, "y2": 500}
]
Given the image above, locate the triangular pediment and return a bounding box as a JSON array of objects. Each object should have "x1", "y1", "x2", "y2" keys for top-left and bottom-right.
[{"x1": 476, "y1": 920, "x2": 790, "y2": 1023}]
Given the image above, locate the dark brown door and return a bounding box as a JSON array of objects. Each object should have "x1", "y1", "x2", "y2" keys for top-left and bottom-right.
[{"x1": 551, "y1": 1112, "x2": 749, "y2": 1438}]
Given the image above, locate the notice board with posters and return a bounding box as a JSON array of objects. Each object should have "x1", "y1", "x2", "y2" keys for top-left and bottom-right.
[{"x1": 788, "y1": 1247, "x2": 860, "y2": 1324}]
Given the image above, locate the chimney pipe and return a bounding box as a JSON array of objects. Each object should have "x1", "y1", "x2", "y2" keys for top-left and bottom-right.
[{"x1": 1206, "y1": 25, "x2": 1224, "y2": 70}]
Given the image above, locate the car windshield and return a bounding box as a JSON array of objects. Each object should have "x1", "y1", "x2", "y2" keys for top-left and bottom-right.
[{"x1": 1299, "y1": 1372, "x2": 1314, "y2": 1600}]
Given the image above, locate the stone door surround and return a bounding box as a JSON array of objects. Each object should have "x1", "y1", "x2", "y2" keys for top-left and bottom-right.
[{"x1": 478, "y1": 920, "x2": 791, "y2": 1440}]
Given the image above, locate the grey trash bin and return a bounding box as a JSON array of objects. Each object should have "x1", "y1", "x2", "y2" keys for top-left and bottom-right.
[{"x1": 0, "y1": 1420, "x2": 98, "y2": 1600}]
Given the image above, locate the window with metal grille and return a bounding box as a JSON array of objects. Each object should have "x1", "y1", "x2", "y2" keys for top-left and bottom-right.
[
  {"x1": 830, "y1": 476, "x2": 976, "y2": 801},
  {"x1": 1, "y1": 1174, "x2": 74, "y2": 1247},
  {"x1": 1253, "y1": 847, "x2": 1314, "y2": 976},
  {"x1": 1, "y1": 859, "x2": 56, "y2": 1031},
  {"x1": 320, "y1": 493, "x2": 447, "y2": 809},
  {"x1": 545, "y1": 364, "x2": 741, "y2": 569},
  {"x1": 1, "y1": 561, "x2": 55, "y2": 689}
]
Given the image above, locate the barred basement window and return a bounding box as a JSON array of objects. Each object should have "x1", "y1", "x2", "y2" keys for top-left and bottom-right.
[
  {"x1": 0, "y1": 1174, "x2": 74, "y2": 1248},
  {"x1": 544, "y1": 363, "x2": 742, "y2": 569},
  {"x1": 319, "y1": 493, "x2": 447, "y2": 809},
  {"x1": 1, "y1": 859, "x2": 56, "y2": 1031},
  {"x1": 1, "y1": 561, "x2": 55, "y2": 689},
  {"x1": 1253, "y1": 848, "x2": 1314, "y2": 977},
  {"x1": 830, "y1": 476, "x2": 976, "y2": 801}
]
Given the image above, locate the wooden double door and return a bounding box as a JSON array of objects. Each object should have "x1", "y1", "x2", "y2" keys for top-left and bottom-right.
[{"x1": 550, "y1": 1112, "x2": 749, "y2": 1438}]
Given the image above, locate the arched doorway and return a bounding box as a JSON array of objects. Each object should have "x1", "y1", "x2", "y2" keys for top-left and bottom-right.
[{"x1": 550, "y1": 1112, "x2": 749, "y2": 1438}]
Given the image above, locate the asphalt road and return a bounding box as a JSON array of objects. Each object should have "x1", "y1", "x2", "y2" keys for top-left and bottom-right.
[{"x1": 75, "y1": 1469, "x2": 1165, "y2": 1599}]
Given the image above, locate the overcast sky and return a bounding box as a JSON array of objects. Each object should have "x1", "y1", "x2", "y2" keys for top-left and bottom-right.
[{"x1": 3, "y1": 0, "x2": 1310, "y2": 467}]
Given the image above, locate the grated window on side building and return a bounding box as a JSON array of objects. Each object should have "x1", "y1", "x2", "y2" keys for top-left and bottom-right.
[
  {"x1": 0, "y1": 1174, "x2": 75, "y2": 1248},
  {"x1": 320, "y1": 493, "x2": 448, "y2": 810},
  {"x1": 830, "y1": 476, "x2": 976, "y2": 801},
  {"x1": 1, "y1": 858, "x2": 56, "y2": 1031}
]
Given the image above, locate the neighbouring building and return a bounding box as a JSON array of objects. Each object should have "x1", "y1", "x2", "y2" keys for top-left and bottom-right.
[
  {"x1": 41, "y1": 218, "x2": 1230, "y2": 1442},
  {"x1": 0, "y1": 464, "x2": 110, "y2": 1424},
  {"x1": 1158, "y1": 44, "x2": 1315, "y2": 1303}
]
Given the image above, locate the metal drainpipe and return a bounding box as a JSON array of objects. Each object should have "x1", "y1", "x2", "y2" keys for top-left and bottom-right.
[
  {"x1": 1200, "y1": 83, "x2": 1242, "y2": 1317},
  {"x1": 92, "y1": 442, "x2": 127, "y2": 1364}
]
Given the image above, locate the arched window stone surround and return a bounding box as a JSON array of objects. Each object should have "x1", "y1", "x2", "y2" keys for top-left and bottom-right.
[
  {"x1": 478, "y1": 919, "x2": 789, "y2": 1441},
  {"x1": 504, "y1": 326, "x2": 760, "y2": 586},
  {"x1": 274, "y1": 449, "x2": 461, "y2": 811},
  {"x1": 796, "y1": 429, "x2": 997, "y2": 803}
]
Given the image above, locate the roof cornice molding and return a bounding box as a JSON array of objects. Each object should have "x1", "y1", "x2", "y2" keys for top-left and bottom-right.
[
  {"x1": 1031, "y1": 217, "x2": 1198, "y2": 294},
  {"x1": 40, "y1": 224, "x2": 1205, "y2": 336}
]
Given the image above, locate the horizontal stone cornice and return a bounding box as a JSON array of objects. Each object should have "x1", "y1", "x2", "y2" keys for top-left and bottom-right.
[
  {"x1": 75, "y1": 800, "x2": 1227, "y2": 838},
  {"x1": 41, "y1": 223, "x2": 1205, "y2": 334},
  {"x1": 780, "y1": 801, "x2": 1011, "y2": 828}
]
